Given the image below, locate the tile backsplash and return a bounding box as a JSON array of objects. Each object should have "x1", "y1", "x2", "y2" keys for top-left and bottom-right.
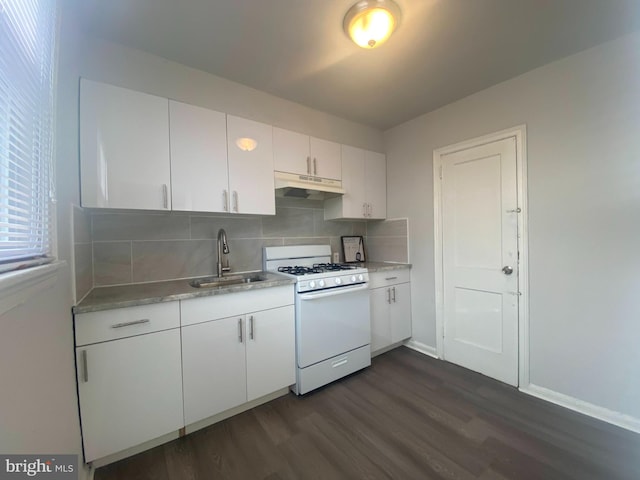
[{"x1": 72, "y1": 198, "x2": 408, "y2": 301}]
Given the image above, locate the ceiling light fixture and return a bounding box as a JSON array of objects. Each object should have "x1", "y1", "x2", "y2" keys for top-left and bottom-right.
[{"x1": 343, "y1": 0, "x2": 401, "y2": 49}]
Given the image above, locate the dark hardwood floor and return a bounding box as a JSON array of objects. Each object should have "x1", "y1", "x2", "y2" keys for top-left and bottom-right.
[{"x1": 95, "y1": 347, "x2": 640, "y2": 479}]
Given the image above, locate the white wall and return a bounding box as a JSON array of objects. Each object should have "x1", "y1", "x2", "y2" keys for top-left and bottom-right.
[
  {"x1": 0, "y1": 266, "x2": 86, "y2": 475},
  {"x1": 385, "y1": 32, "x2": 640, "y2": 420},
  {"x1": 72, "y1": 36, "x2": 383, "y2": 152}
]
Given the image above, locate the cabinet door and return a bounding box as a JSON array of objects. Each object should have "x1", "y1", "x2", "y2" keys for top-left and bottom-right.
[
  {"x1": 169, "y1": 101, "x2": 229, "y2": 212},
  {"x1": 245, "y1": 306, "x2": 295, "y2": 401},
  {"x1": 365, "y1": 150, "x2": 387, "y2": 219},
  {"x1": 310, "y1": 137, "x2": 341, "y2": 180},
  {"x1": 182, "y1": 316, "x2": 247, "y2": 425},
  {"x1": 227, "y1": 115, "x2": 275, "y2": 215},
  {"x1": 77, "y1": 329, "x2": 183, "y2": 462},
  {"x1": 340, "y1": 145, "x2": 367, "y2": 218},
  {"x1": 370, "y1": 287, "x2": 391, "y2": 353},
  {"x1": 273, "y1": 127, "x2": 310, "y2": 176},
  {"x1": 390, "y1": 282, "x2": 412, "y2": 343},
  {"x1": 80, "y1": 79, "x2": 171, "y2": 210}
]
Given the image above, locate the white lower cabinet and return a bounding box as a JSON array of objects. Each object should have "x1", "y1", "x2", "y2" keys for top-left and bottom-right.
[
  {"x1": 75, "y1": 286, "x2": 295, "y2": 464},
  {"x1": 181, "y1": 286, "x2": 295, "y2": 426},
  {"x1": 369, "y1": 270, "x2": 412, "y2": 354},
  {"x1": 75, "y1": 303, "x2": 183, "y2": 462}
]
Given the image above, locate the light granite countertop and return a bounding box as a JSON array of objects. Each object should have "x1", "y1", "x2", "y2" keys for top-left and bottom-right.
[
  {"x1": 355, "y1": 262, "x2": 412, "y2": 273},
  {"x1": 74, "y1": 263, "x2": 411, "y2": 314},
  {"x1": 74, "y1": 271, "x2": 295, "y2": 314}
]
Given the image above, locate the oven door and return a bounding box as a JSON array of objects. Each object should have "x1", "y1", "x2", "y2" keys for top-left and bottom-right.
[{"x1": 296, "y1": 283, "x2": 370, "y2": 368}]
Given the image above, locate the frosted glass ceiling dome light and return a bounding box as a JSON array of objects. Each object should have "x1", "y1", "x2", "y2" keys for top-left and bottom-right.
[{"x1": 344, "y1": 0, "x2": 401, "y2": 49}]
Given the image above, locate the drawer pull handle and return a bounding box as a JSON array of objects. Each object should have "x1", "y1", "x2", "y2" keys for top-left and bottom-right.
[
  {"x1": 249, "y1": 315, "x2": 255, "y2": 340},
  {"x1": 332, "y1": 358, "x2": 348, "y2": 368},
  {"x1": 111, "y1": 319, "x2": 150, "y2": 329},
  {"x1": 238, "y1": 318, "x2": 243, "y2": 343},
  {"x1": 385, "y1": 276, "x2": 398, "y2": 281},
  {"x1": 81, "y1": 350, "x2": 88, "y2": 383}
]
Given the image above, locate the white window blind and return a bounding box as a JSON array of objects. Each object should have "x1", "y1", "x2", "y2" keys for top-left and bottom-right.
[{"x1": 0, "y1": 0, "x2": 57, "y2": 271}]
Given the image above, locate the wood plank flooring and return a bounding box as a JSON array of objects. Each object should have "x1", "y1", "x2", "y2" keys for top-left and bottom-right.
[{"x1": 95, "y1": 347, "x2": 640, "y2": 480}]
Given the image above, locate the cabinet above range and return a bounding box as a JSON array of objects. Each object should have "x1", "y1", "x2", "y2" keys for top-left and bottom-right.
[
  {"x1": 273, "y1": 127, "x2": 341, "y2": 180},
  {"x1": 80, "y1": 79, "x2": 275, "y2": 215}
]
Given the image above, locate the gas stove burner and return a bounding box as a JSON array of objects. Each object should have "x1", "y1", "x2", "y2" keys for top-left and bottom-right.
[
  {"x1": 313, "y1": 263, "x2": 357, "y2": 272},
  {"x1": 278, "y1": 263, "x2": 359, "y2": 276},
  {"x1": 277, "y1": 265, "x2": 323, "y2": 276}
]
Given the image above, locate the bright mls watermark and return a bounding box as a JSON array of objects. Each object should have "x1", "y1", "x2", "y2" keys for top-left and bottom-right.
[{"x1": 0, "y1": 455, "x2": 77, "y2": 479}]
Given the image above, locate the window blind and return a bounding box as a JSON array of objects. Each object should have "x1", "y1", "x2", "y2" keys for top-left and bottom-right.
[{"x1": 0, "y1": 0, "x2": 57, "y2": 270}]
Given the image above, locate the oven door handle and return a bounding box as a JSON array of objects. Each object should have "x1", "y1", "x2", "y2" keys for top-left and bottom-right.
[{"x1": 299, "y1": 283, "x2": 368, "y2": 300}]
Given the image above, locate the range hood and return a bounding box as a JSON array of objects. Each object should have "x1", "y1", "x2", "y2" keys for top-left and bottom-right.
[{"x1": 274, "y1": 171, "x2": 345, "y2": 200}]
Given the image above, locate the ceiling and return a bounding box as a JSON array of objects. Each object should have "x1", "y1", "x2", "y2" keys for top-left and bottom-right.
[{"x1": 67, "y1": 0, "x2": 640, "y2": 130}]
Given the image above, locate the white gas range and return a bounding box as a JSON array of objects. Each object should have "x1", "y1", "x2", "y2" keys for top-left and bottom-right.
[{"x1": 264, "y1": 245, "x2": 371, "y2": 394}]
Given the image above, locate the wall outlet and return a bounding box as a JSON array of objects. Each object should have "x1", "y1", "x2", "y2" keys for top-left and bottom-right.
[{"x1": 333, "y1": 252, "x2": 340, "y2": 263}]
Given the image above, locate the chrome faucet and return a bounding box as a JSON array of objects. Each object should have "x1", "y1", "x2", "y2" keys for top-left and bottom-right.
[{"x1": 216, "y1": 228, "x2": 231, "y2": 277}]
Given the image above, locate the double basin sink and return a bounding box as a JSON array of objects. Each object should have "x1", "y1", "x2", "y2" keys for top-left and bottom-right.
[{"x1": 189, "y1": 273, "x2": 267, "y2": 288}]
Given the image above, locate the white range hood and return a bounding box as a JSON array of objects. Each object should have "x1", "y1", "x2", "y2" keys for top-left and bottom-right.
[{"x1": 274, "y1": 171, "x2": 345, "y2": 199}]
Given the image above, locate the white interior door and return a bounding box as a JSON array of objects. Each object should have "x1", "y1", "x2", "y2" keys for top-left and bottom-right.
[{"x1": 441, "y1": 137, "x2": 519, "y2": 386}]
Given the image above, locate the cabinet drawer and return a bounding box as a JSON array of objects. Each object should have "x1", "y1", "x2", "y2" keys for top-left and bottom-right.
[
  {"x1": 75, "y1": 302, "x2": 180, "y2": 346},
  {"x1": 368, "y1": 269, "x2": 410, "y2": 289},
  {"x1": 181, "y1": 285, "x2": 294, "y2": 327}
]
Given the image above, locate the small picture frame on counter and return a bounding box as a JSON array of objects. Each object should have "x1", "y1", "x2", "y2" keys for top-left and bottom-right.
[{"x1": 341, "y1": 236, "x2": 366, "y2": 263}]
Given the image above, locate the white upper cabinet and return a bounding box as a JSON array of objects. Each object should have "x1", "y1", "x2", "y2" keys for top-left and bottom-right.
[
  {"x1": 273, "y1": 127, "x2": 341, "y2": 180},
  {"x1": 227, "y1": 115, "x2": 275, "y2": 215},
  {"x1": 169, "y1": 100, "x2": 228, "y2": 212},
  {"x1": 273, "y1": 128, "x2": 310, "y2": 176},
  {"x1": 364, "y1": 150, "x2": 387, "y2": 219},
  {"x1": 80, "y1": 79, "x2": 171, "y2": 210},
  {"x1": 309, "y1": 137, "x2": 341, "y2": 180},
  {"x1": 324, "y1": 145, "x2": 387, "y2": 220}
]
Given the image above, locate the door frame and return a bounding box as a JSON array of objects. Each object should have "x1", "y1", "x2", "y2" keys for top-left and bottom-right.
[{"x1": 433, "y1": 125, "x2": 529, "y2": 387}]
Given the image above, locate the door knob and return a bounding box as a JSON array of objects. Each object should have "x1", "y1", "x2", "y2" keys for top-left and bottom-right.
[{"x1": 502, "y1": 266, "x2": 514, "y2": 275}]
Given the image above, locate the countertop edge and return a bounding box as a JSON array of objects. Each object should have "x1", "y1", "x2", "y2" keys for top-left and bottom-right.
[
  {"x1": 362, "y1": 262, "x2": 412, "y2": 272},
  {"x1": 73, "y1": 276, "x2": 296, "y2": 315}
]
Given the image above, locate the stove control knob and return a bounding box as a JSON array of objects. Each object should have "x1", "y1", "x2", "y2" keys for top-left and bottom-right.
[
  {"x1": 351, "y1": 275, "x2": 357, "y2": 283},
  {"x1": 358, "y1": 274, "x2": 364, "y2": 282},
  {"x1": 309, "y1": 281, "x2": 316, "y2": 289},
  {"x1": 335, "y1": 278, "x2": 342, "y2": 285},
  {"x1": 319, "y1": 280, "x2": 325, "y2": 287}
]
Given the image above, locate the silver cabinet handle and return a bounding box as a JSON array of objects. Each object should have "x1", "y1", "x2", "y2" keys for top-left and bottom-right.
[
  {"x1": 111, "y1": 319, "x2": 150, "y2": 329},
  {"x1": 249, "y1": 315, "x2": 254, "y2": 340},
  {"x1": 81, "y1": 349, "x2": 88, "y2": 383},
  {"x1": 369, "y1": 203, "x2": 372, "y2": 217},
  {"x1": 386, "y1": 288, "x2": 391, "y2": 304},
  {"x1": 232, "y1": 191, "x2": 238, "y2": 212},
  {"x1": 306, "y1": 156, "x2": 311, "y2": 175},
  {"x1": 363, "y1": 203, "x2": 367, "y2": 217},
  {"x1": 223, "y1": 190, "x2": 229, "y2": 212},
  {"x1": 162, "y1": 184, "x2": 168, "y2": 209},
  {"x1": 392, "y1": 286, "x2": 396, "y2": 303},
  {"x1": 313, "y1": 158, "x2": 317, "y2": 175},
  {"x1": 385, "y1": 276, "x2": 398, "y2": 281},
  {"x1": 238, "y1": 318, "x2": 243, "y2": 343}
]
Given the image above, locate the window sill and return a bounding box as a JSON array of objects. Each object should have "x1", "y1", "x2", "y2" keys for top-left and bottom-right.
[{"x1": 0, "y1": 261, "x2": 66, "y2": 316}]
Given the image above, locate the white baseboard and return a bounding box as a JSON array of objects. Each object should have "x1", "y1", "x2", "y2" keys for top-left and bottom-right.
[
  {"x1": 404, "y1": 339, "x2": 438, "y2": 359},
  {"x1": 521, "y1": 383, "x2": 640, "y2": 434}
]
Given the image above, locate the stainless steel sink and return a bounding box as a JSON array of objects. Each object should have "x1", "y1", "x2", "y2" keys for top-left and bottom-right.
[{"x1": 189, "y1": 274, "x2": 267, "y2": 288}]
